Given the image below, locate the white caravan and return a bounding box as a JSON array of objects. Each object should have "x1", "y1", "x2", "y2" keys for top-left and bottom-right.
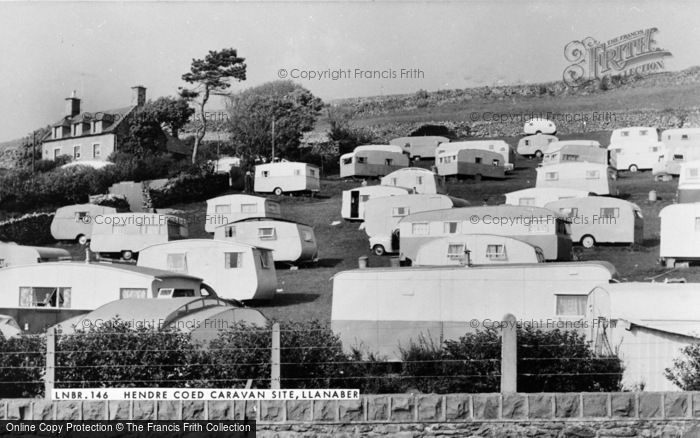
[
  {"x1": 381, "y1": 168, "x2": 446, "y2": 194},
  {"x1": 363, "y1": 194, "x2": 469, "y2": 256},
  {"x1": 542, "y1": 141, "x2": 606, "y2": 166},
  {"x1": 659, "y1": 203, "x2": 700, "y2": 266},
  {"x1": 389, "y1": 136, "x2": 449, "y2": 160},
  {"x1": 214, "y1": 218, "x2": 318, "y2": 264},
  {"x1": 678, "y1": 160, "x2": 700, "y2": 203},
  {"x1": 607, "y1": 142, "x2": 665, "y2": 172},
  {"x1": 0, "y1": 243, "x2": 71, "y2": 268},
  {"x1": 89, "y1": 213, "x2": 188, "y2": 260},
  {"x1": 609, "y1": 127, "x2": 660, "y2": 146},
  {"x1": 517, "y1": 134, "x2": 558, "y2": 157},
  {"x1": 50, "y1": 204, "x2": 118, "y2": 244},
  {"x1": 524, "y1": 118, "x2": 556, "y2": 135},
  {"x1": 341, "y1": 185, "x2": 413, "y2": 222},
  {"x1": 339, "y1": 145, "x2": 409, "y2": 178},
  {"x1": 205, "y1": 194, "x2": 282, "y2": 233},
  {"x1": 0, "y1": 262, "x2": 213, "y2": 333},
  {"x1": 586, "y1": 283, "x2": 700, "y2": 391},
  {"x1": 331, "y1": 261, "x2": 616, "y2": 360},
  {"x1": 536, "y1": 162, "x2": 617, "y2": 195},
  {"x1": 254, "y1": 162, "x2": 320, "y2": 195},
  {"x1": 437, "y1": 140, "x2": 515, "y2": 171},
  {"x1": 504, "y1": 187, "x2": 590, "y2": 208},
  {"x1": 413, "y1": 234, "x2": 545, "y2": 266}
]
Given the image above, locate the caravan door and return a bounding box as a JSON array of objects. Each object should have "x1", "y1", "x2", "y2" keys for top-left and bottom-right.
[{"x1": 350, "y1": 190, "x2": 360, "y2": 219}]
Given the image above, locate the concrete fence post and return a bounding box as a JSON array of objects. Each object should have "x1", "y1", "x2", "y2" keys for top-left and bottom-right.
[
  {"x1": 45, "y1": 327, "x2": 56, "y2": 399},
  {"x1": 271, "y1": 323, "x2": 281, "y2": 389},
  {"x1": 500, "y1": 313, "x2": 517, "y2": 393}
]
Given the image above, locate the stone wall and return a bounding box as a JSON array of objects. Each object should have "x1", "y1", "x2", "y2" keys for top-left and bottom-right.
[{"x1": 3, "y1": 393, "x2": 700, "y2": 437}]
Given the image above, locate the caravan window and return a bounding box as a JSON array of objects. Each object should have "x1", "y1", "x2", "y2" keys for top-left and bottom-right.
[
  {"x1": 556, "y1": 295, "x2": 587, "y2": 316},
  {"x1": 416, "y1": 176, "x2": 423, "y2": 185},
  {"x1": 360, "y1": 195, "x2": 370, "y2": 202},
  {"x1": 158, "y1": 288, "x2": 195, "y2": 298},
  {"x1": 0, "y1": 258, "x2": 5, "y2": 268},
  {"x1": 599, "y1": 208, "x2": 620, "y2": 218},
  {"x1": 309, "y1": 168, "x2": 317, "y2": 177},
  {"x1": 621, "y1": 131, "x2": 629, "y2": 137},
  {"x1": 529, "y1": 221, "x2": 549, "y2": 233},
  {"x1": 225, "y1": 226, "x2": 236, "y2": 238},
  {"x1": 524, "y1": 140, "x2": 530, "y2": 146},
  {"x1": 294, "y1": 169, "x2": 301, "y2": 176},
  {"x1": 485, "y1": 244, "x2": 506, "y2": 260},
  {"x1": 215, "y1": 204, "x2": 231, "y2": 214},
  {"x1": 639, "y1": 130, "x2": 648, "y2": 136},
  {"x1": 475, "y1": 157, "x2": 482, "y2": 164},
  {"x1": 649, "y1": 146, "x2": 659, "y2": 153},
  {"x1": 258, "y1": 227, "x2": 276, "y2": 240},
  {"x1": 167, "y1": 253, "x2": 187, "y2": 273},
  {"x1": 443, "y1": 222, "x2": 459, "y2": 234},
  {"x1": 342, "y1": 157, "x2": 352, "y2": 165},
  {"x1": 682, "y1": 134, "x2": 689, "y2": 140},
  {"x1": 392, "y1": 207, "x2": 409, "y2": 217},
  {"x1": 262, "y1": 171, "x2": 270, "y2": 177},
  {"x1": 695, "y1": 218, "x2": 700, "y2": 232},
  {"x1": 120, "y1": 288, "x2": 148, "y2": 299},
  {"x1": 492, "y1": 159, "x2": 500, "y2": 166},
  {"x1": 585, "y1": 170, "x2": 600, "y2": 179},
  {"x1": 357, "y1": 157, "x2": 367, "y2": 164},
  {"x1": 241, "y1": 204, "x2": 257, "y2": 213},
  {"x1": 19, "y1": 287, "x2": 71, "y2": 308},
  {"x1": 447, "y1": 244, "x2": 465, "y2": 258},
  {"x1": 302, "y1": 230, "x2": 314, "y2": 242},
  {"x1": 488, "y1": 144, "x2": 494, "y2": 150},
  {"x1": 74, "y1": 211, "x2": 89, "y2": 222},
  {"x1": 259, "y1": 251, "x2": 272, "y2": 269},
  {"x1": 412, "y1": 223, "x2": 429, "y2": 235},
  {"x1": 674, "y1": 154, "x2": 684, "y2": 160},
  {"x1": 560, "y1": 207, "x2": 578, "y2": 218},
  {"x1": 545, "y1": 172, "x2": 558, "y2": 181},
  {"x1": 224, "y1": 252, "x2": 242, "y2": 269},
  {"x1": 385, "y1": 159, "x2": 393, "y2": 166},
  {"x1": 519, "y1": 198, "x2": 535, "y2": 206},
  {"x1": 563, "y1": 154, "x2": 578, "y2": 161}
]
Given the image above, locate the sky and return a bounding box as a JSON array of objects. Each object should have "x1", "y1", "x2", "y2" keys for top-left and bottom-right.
[{"x1": 0, "y1": 1, "x2": 698, "y2": 141}]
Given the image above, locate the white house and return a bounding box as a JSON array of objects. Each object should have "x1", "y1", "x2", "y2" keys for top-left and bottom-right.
[
  {"x1": 205, "y1": 194, "x2": 282, "y2": 233},
  {"x1": 536, "y1": 162, "x2": 617, "y2": 195},
  {"x1": 137, "y1": 239, "x2": 278, "y2": 301},
  {"x1": 381, "y1": 168, "x2": 446, "y2": 194},
  {"x1": 413, "y1": 234, "x2": 545, "y2": 266},
  {"x1": 331, "y1": 261, "x2": 616, "y2": 360},
  {"x1": 254, "y1": 162, "x2": 320, "y2": 195}
]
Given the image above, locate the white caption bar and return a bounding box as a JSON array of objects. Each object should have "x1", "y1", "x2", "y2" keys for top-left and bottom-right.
[{"x1": 51, "y1": 388, "x2": 360, "y2": 401}]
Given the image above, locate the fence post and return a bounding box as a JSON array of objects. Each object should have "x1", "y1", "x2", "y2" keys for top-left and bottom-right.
[
  {"x1": 271, "y1": 323, "x2": 280, "y2": 389},
  {"x1": 45, "y1": 327, "x2": 56, "y2": 399},
  {"x1": 500, "y1": 313, "x2": 517, "y2": 392}
]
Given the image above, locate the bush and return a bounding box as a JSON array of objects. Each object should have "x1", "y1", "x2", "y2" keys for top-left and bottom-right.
[
  {"x1": 0, "y1": 335, "x2": 45, "y2": 397},
  {"x1": 88, "y1": 194, "x2": 131, "y2": 212},
  {"x1": 665, "y1": 343, "x2": 700, "y2": 390},
  {"x1": 0, "y1": 212, "x2": 55, "y2": 245},
  {"x1": 149, "y1": 171, "x2": 230, "y2": 208},
  {"x1": 108, "y1": 152, "x2": 191, "y2": 182}
]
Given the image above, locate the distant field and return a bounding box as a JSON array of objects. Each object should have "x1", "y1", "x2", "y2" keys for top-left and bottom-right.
[{"x1": 48, "y1": 149, "x2": 698, "y2": 324}]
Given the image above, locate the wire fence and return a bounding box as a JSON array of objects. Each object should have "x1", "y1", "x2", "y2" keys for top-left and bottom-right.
[{"x1": 0, "y1": 320, "x2": 638, "y2": 398}]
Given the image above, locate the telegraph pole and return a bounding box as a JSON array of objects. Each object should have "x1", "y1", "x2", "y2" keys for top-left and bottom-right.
[
  {"x1": 31, "y1": 131, "x2": 36, "y2": 173},
  {"x1": 271, "y1": 118, "x2": 276, "y2": 161}
]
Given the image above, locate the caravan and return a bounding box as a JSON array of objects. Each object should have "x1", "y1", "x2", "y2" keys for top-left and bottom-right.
[
  {"x1": 654, "y1": 129, "x2": 700, "y2": 176},
  {"x1": 678, "y1": 160, "x2": 700, "y2": 203},
  {"x1": 339, "y1": 145, "x2": 409, "y2": 178},
  {"x1": 89, "y1": 213, "x2": 188, "y2": 260},
  {"x1": 137, "y1": 239, "x2": 277, "y2": 301},
  {"x1": 608, "y1": 142, "x2": 665, "y2": 172},
  {"x1": 398, "y1": 206, "x2": 572, "y2": 262},
  {"x1": 504, "y1": 187, "x2": 590, "y2": 208},
  {"x1": 0, "y1": 262, "x2": 213, "y2": 333},
  {"x1": 545, "y1": 197, "x2": 643, "y2": 248},
  {"x1": 437, "y1": 140, "x2": 514, "y2": 171},
  {"x1": 541, "y1": 141, "x2": 606, "y2": 166},
  {"x1": 254, "y1": 162, "x2": 320, "y2": 195},
  {"x1": 331, "y1": 261, "x2": 615, "y2": 360},
  {"x1": 435, "y1": 145, "x2": 506, "y2": 179},
  {"x1": 341, "y1": 185, "x2": 412, "y2": 221},
  {"x1": 536, "y1": 162, "x2": 617, "y2": 195},
  {"x1": 609, "y1": 127, "x2": 660, "y2": 146},
  {"x1": 0, "y1": 243, "x2": 71, "y2": 267},
  {"x1": 205, "y1": 194, "x2": 282, "y2": 233},
  {"x1": 389, "y1": 136, "x2": 449, "y2": 160},
  {"x1": 381, "y1": 168, "x2": 446, "y2": 194},
  {"x1": 363, "y1": 194, "x2": 469, "y2": 256},
  {"x1": 517, "y1": 134, "x2": 558, "y2": 158},
  {"x1": 659, "y1": 203, "x2": 700, "y2": 266},
  {"x1": 586, "y1": 283, "x2": 700, "y2": 391},
  {"x1": 413, "y1": 234, "x2": 544, "y2": 266},
  {"x1": 524, "y1": 118, "x2": 556, "y2": 135},
  {"x1": 50, "y1": 204, "x2": 118, "y2": 244},
  {"x1": 214, "y1": 218, "x2": 318, "y2": 264}
]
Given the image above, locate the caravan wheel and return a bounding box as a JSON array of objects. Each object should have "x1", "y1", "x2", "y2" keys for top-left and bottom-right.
[
  {"x1": 121, "y1": 250, "x2": 134, "y2": 261},
  {"x1": 372, "y1": 245, "x2": 386, "y2": 256},
  {"x1": 629, "y1": 164, "x2": 639, "y2": 172},
  {"x1": 76, "y1": 234, "x2": 88, "y2": 245},
  {"x1": 534, "y1": 150, "x2": 543, "y2": 158},
  {"x1": 273, "y1": 187, "x2": 283, "y2": 196},
  {"x1": 581, "y1": 235, "x2": 596, "y2": 249}
]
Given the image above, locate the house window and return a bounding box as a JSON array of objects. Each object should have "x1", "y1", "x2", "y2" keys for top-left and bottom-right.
[
  {"x1": 92, "y1": 143, "x2": 101, "y2": 158},
  {"x1": 486, "y1": 244, "x2": 506, "y2": 260},
  {"x1": 302, "y1": 230, "x2": 314, "y2": 242},
  {"x1": 53, "y1": 148, "x2": 61, "y2": 159},
  {"x1": 556, "y1": 295, "x2": 587, "y2": 316},
  {"x1": 19, "y1": 287, "x2": 71, "y2": 308},
  {"x1": 447, "y1": 243, "x2": 465, "y2": 259},
  {"x1": 342, "y1": 157, "x2": 352, "y2": 165},
  {"x1": 585, "y1": 170, "x2": 600, "y2": 179},
  {"x1": 392, "y1": 207, "x2": 409, "y2": 217},
  {"x1": 519, "y1": 198, "x2": 535, "y2": 206},
  {"x1": 357, "y1": 157, "x2": 367, "y2": 164},
  {"x1": 262, "y1": 171, "x2": 270, "y2": 177},
  {"x1": 443, "y1": 222, "x2": 458, "y2": 234},
  {"x1": 166, "y1": 253, "x2": 187, "y2": 273},
  {"x1": 215, "y1": 204, "x2": 232, "y2": 214},
  {"x1": 224, "y1": 252, "x2": 242, "y2": 269},
  {"x1": 600, "y1": 207, "x2": 620, "y2": 218},
  {"x1": 385, "y1": 159, "x2": 393, "y2": 166},
  {"x1": 225, "y1": 225, "x2": 236, "y2": 237},
  {"x1": 73, "y1": 145, "x2": 81, "y2": 159},
  {"x1": 412, "y1": 223, "x2": 429, "y2": 235},
  {"x1": 259, "y1": 251, "x2": 272, "y2": 269},
  {"x1": 241, "y1": 204, "x2": 257, "y2": 213},
  {"x1": 545, "y1": 172, "x2": 558, "y2": 181},
  {"x1": 475, "y1": 157, "x2": 482, "y2": 164},
  {"x1": 258, "y1": 227, "x2": 276, "y2": 240}
]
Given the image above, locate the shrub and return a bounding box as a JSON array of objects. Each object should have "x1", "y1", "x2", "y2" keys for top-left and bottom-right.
[
  {"x1": 665, "y1": 343, "x2": 700, "y2": 390},
  {"x1": 0, "y1": 335, "x2": 45, "y2": 397},
  {"x1": 0, "y1": 212, "x2": 55, "y2": 245},
  {"x1": 88, "y1": 194, "x2": 131, "y2": 212},
  {"x1": 149, "y1": 172, "x2": 230, "y2": 208}
]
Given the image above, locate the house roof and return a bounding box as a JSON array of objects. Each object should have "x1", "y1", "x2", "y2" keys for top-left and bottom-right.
[{"x1": 45, "y1": 106, "x2": 134, "y2": 142}]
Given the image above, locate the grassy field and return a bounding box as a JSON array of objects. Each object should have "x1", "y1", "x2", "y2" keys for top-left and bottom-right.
[{"x1": 49, "y1": 140, "x2": 699, "y2": 323}]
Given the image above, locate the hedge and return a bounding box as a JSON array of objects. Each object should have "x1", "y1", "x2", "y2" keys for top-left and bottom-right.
[
  {"x1": 0, "y1": 212, "x2": 55, "y2": 245},
  {"x1": 149, "y1": 172, "x2": 230, "y2": 208}
]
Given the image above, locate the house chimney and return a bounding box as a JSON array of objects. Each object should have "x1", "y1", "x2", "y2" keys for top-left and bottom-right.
[
  {"x1": 131, "y1": 85, "x2": 146, "y2": 107},
  {"x1": 65, "y1": 90, "x2": 81, "y2": 118}
]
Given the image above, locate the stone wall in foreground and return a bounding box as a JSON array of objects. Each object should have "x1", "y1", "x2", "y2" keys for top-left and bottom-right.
[{"x1": 4, "y1": 392, "x2": 700, "y2": 437}]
